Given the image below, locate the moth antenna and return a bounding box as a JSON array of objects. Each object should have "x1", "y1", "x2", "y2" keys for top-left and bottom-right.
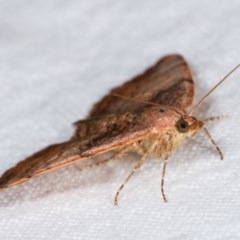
[
  {"x1": 203, "y1": 126, "x2": 223, "y2": 160},
  {"x1": 112, "y1": 93, "x2": 159, "y2": 107},
  {"x1": 189, "y1": 64, "x2": 240, "y2": 114}
]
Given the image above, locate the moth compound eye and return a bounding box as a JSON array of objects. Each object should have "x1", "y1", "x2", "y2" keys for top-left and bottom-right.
[
  {"x1": 176, "y1": 119, "x2": 189, "y2": 133},
  {"x1": 159, "y1": 108, "x2": 165, "y2": 113}
]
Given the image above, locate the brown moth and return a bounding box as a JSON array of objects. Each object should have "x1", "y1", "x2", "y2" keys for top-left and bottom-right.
[{"x1": 0, "y1": 54, "x2": 236, "y2": 204}]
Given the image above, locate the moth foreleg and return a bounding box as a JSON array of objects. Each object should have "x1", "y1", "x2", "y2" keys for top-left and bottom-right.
[
  {"x1": 202, "y1": 115, "x2": 228, "y2": 123},
  {"x1": 114, "y1": 155, "x2": 146, "y2": 206},
  {"x1": 203, "y1": 126, "x2": 223, "y2": 160},
  {"x1": 161, "y1": 157, "x2": 168, "y2": 203},
  {"x1": 159, "y1": 133, "x2": 173, "y2": 203},
  {"x1": 114, "y1": 142, "x2": 157, "y2": 205}
]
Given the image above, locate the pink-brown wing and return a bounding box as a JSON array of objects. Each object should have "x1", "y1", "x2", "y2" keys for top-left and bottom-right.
[
  {"x1": 0, "y1": 112, "x2": 149, "y2": 190},
  {"x1": 89, "y1": 54, "x2": 194, "y2": 117},
  {"x1": 0, "y1": 54, "x2": 194, "y2": 191}
]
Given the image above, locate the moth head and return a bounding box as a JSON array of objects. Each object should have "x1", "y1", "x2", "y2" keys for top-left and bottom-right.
[{"x1": 176, "y1": 116, "x2": 204, "y2": 137}]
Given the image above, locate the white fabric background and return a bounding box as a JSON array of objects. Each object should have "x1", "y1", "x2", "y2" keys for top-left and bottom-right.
[{"x1": 0, "y1": 1, "x2": 240, "y2": 239}]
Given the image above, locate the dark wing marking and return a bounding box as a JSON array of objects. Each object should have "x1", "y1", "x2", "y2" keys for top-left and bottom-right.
[{"x1": 89, "y1": 54, "x2": 194, "y2": 117}]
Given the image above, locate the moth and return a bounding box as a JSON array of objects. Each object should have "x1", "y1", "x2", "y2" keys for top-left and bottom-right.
[{"x1": 0, "y1": 54, "x2": 237, "y2": 204}]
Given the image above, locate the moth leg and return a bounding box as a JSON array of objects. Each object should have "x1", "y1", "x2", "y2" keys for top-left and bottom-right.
[
  {"x1": 203, "y1": 126, "x2": 223, "y2": 160},
  {"x1": 160, "y1": 133, "x2": 172, "y2": 203},
  {"x1": 130, "y1": 142, "x2": 147, "y2": 155},
  {"x1": 75, "y1": 148, "x2": 128, "y2": 171},
  {"x1": 114, "y1": 143, "x2": 157, "y2": 205},
  {"x1": 161, "y1": 157, "x2": 168, "y2": 203},
  {"x1": 114, "y1": 154, "x2": 147, "y2": 206}
]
